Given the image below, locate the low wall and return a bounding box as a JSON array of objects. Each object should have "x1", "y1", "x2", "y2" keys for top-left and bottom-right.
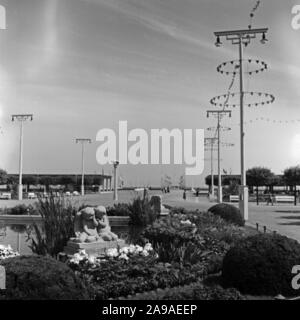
[{"x1": 0, "y1": 215, "x2": 130, "y2": 227}]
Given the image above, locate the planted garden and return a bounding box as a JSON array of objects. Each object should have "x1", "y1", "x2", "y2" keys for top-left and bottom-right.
[{"x1": 1, "y1": 197, "x2": 300, "y2": 300}]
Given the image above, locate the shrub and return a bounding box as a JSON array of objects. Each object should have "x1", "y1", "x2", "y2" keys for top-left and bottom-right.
[
  {"x1": 129, "y1": 196, "x2": 158, "y2": 226},
  {"x1": 222, "y1": 233, "x2": 300, "y2": 297},
  {"x1": 141, "y1": 214, "x2": 229, "y2": 274},
  {"x1": 142, "y1": 216, "x2": 202, "y2": 248},
  {"x1": 208, "y1": 203, "x2": 245, "y2": 226},
  {"x1": 168, "y1": 206, "x2": 189, "y2": 215},
  {"x1": 28, "y1": 195, "x2": 76, "y2": 257},
  {"x1": 105, "y1": 197, "x2": 159, "y2": 226},
  {"x1": 0, "y1": 255, "x2": 91, "y2": 300},
  {"x1": 119, "y1": 282, "x2": 245, "y2": 300},
  {"x1": 0, "y1": 204, "x2": 36, "y2": 216},
  {"x1": 106, "y1": 203, "x2": 132, "y2": 216}
]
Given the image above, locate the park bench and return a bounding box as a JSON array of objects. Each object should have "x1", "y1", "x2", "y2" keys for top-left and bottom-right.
[
  {"x1": 229, "y1": 195, "x2": 239, "y2": 202},
  {"x1": 274, "y1": 195, "x2": 294, "y2": 203},
  {"x1": 0, "y1": 193, "x2": 11, "y2": 200},
  {"x1": 28, "y1": 192, "x2": 37, "y2": 199}
]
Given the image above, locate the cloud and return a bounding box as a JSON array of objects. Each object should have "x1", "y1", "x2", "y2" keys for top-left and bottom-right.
[{"x1": 82, "y1": 0, "x2": 218, "y2": 52}]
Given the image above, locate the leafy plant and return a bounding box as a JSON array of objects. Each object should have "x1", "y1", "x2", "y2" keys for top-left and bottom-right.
[
  {"x1": 128, "y1": 196, "x2": 158, "y2": 226},
  {"x1": 28, "y1": 194, "x2": 76, "y2": 257}
]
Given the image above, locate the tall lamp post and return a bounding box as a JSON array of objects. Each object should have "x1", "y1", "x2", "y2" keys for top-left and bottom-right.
[
  {"x1": 207, "y1": 110, "x2": 231, "y2": 203},
  {"x1": 204, "y1": 137, "x2": 217, "y2": 200},
  {"x1": 76, "y1": 138, "x2": 92, "y2": 196},
  {"x1": 12, "y1": 114, "x2": 33, "y2": 200},
  {"x1": 214, "y1": 27, "x2": 268, "y2": 220},
  {"x1": 113, "y1": 161, "x2": 119, "y2": 201}
]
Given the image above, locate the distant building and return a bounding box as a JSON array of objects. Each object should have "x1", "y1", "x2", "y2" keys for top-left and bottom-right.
[{"x1": 6, "y1": 173, "x2": 113, "y2": 192}]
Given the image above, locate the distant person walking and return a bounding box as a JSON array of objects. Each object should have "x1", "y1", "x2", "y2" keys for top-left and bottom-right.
[
  {"x1": 183, "y1": 190, "x2": 186, "y2": 200},
  {"x1": 266, "y1": 193, "x2": 274, "y2": 206}
]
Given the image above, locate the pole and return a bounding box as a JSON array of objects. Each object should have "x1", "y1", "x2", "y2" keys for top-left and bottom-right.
[
  {"x1": 113, "y1": 162, "x2": 119, "y2": 201},
  {"x1": 238, "y1": 36, "x2": 248, "y2": 220},
  {"x1": 217, "y1": 114, "x2": 222, "y2": 203},
  {"x1": 81, "y1": 143, "x2": 85, "y2": 196},
  {"x1": 18, "y1": 121, "x2": 24, "y2": 201},
  {"x1": 211, "y1": 141, "x2": 214, "y2": 198},
  {"x1": 206, "y1": 111, "x2": 231, "y2": 202},
  {"x1": 214, "y1": 28, "x2": 269, "y2": 220}
]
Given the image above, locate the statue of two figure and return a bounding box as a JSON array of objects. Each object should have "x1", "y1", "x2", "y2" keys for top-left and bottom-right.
[{"x1": 72, "y1": 205, "x2": 119, "y2": 243}]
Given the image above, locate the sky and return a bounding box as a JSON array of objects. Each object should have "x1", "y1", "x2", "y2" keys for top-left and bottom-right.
[{"x1": 0, "y1": 0, "x2": 300, "y2": 187}]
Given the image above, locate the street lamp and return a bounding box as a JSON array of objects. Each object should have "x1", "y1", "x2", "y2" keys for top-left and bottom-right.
[
  {"x1": 113, "y1": 161, "x2": 119, "y2": 201},
  {"x1": 12, "y1": 114, "x2": 33, "y2": 200},
  {"x1": 207, "y1": 110, "x2": 231, "y2": 203},
  {"x1": 213, "y1": 27, "x2": 268, "y2": 220},
  {"x1": 204, "y1": 137, "x2": 217, "y2": 200},
  {"x1": 76, "y1": 138, "x2": 92, "y2": 196}
]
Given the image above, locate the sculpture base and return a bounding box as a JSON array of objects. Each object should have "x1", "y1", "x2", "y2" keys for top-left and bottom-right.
[{"x1": 64, "y1": 239, "x2": 126, "y2": 256}]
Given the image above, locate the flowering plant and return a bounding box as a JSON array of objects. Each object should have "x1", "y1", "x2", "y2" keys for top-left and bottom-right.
[
  {"x1": 106, "y1": 243, "x2": 154, "y2": 260},
  {"x1": 67, "y1": 243, "x2": 155, "y2": 268},
  {"x1": 0, "y1": 244, "x2": 19, "y2": 260}
]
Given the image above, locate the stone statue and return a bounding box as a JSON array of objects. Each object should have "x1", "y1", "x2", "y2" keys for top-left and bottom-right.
[
  {"x1": 64, "y1": 205, "x2": 125, "y2": 256},
  {"x1": 95, "y1": 205, "x2": 118, "y2": 241},
  {"x1": 73, "y1": 207, "x2": 102, "y2": 243}
]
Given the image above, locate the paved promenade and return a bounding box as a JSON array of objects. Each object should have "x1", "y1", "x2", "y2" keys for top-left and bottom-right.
[
  {"x1": 1, "y1": 190, "x2": 300, "y2": 243},
  {"x1": 162, "y1": 191, "x2": 300, "y2": 243}
]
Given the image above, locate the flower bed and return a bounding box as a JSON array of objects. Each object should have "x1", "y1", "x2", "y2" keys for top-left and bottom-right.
[
  {"x1": 141, "y1": 212, "x2": 249, "y2": 271},
  {"x1": 63, "y1": 210, "x2": 253, "y2": 300},
  {"x1": 2, "y1": 205, "x2": 263, "y2": 300},
  {"x1": 68, "y1": 254, "x2": 207, "y2": 300}
]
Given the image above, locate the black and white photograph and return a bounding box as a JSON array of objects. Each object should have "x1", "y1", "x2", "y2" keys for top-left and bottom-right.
[{"x1": 1, "y1": 0, "x2": 300, "y2": 309}]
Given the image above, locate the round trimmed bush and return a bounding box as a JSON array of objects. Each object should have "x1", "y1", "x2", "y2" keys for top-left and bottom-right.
[
  {"x1": 208, "y1": 203, "x2": 244, "y2": 226},
  {"x1": 0, "y1": 255, "x2": 91, "y2": 300},
  {"x1": 222, "y1": 233, "x2": 300, "y2": 297}
]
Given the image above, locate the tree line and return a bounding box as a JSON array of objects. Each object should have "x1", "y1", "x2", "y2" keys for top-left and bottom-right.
[
  {"x1": 0, "y1": 170, "x2": 105, "y2": 191},
  {"x1": 205, "y1": 166, "x2": 300, "y2": 191}
]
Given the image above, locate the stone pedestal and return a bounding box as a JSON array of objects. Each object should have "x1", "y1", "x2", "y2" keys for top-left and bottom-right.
[
  {"x1": 0, "y1": 266, "x2": 5, "y2": 290},
  {"x1": 64, "y1": 239, "x2": 126, "y2": 256}
]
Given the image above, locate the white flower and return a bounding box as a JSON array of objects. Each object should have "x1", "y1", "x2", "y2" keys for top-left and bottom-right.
[
  {"x1": 106, "y1": 248, "x2": 119, "y2": 258},
  {"x1": 128, "y1": 245, "x2": 136, "y2": 254},
  {"x1": 0, "y1": 244, "x2": 19, "y2": 260},
  {"x1": 141, "y1": 250, "x2": 149, "y2": 257},
  {"x1": 88, "y1": 255, "x2": 97, "y2": 264},
  {"x1": 119, "y1": 247, "x2": 129, "y2": 255},
  {"x1": 180, "y1": 219, "x2": 192, "y2": 225},
  {"x1": 135, "y1": 245, "x2": 144, "y2": 253},
  {"x1": 144, "y1": 243, "x2": 153, "y2": 251},
  {"x1": 119, "y1": 253, "x2": 129, "y2": 260}
]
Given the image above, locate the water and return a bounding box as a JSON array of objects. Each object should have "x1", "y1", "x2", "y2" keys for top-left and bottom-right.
[
  {"x1": 0, "y1": 220, "x2": 136, "y2": 255},
  {"x1": 0, "y1": 222, "x2": 33, "y2": 255}
]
